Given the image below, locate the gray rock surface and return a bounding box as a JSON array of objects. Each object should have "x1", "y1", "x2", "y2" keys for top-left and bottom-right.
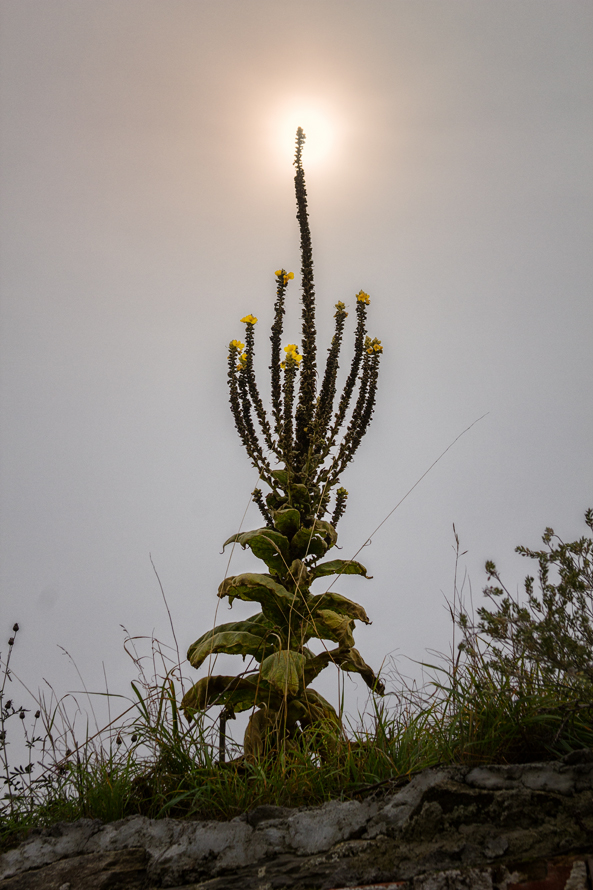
[{"x1": 2, "y1": 758, "x2": 593, "y2": 889}]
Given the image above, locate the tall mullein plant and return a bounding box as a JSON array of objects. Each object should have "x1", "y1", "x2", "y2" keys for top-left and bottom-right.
[{"x1": 182, "y1": 129, "x2": 384, "y2": 759}]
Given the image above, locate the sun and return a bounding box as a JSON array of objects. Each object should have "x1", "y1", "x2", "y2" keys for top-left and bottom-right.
[{"x1": 270, "y1": 102, "x2": 336, "y2": 168}]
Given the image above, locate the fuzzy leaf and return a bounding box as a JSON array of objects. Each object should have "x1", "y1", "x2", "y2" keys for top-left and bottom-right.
[
  {"x1": 302, "y1": 648, "x2": 333, "y2": 685},
  {"x1": 260, "y1": 649, "x2": 306, "y2": 696},
  {"x1": 244, "y1": 708, "x2": 273, "y2": 759},
  {"x1": 273, "y1": 507, "x2": 301, "y2": 538},
  {"x1": 271, "y1": 469, "x2": 289, "y2": 490},
  {"x1": 336, "y1": 647, "x2": 385, "y2": 695},
  {"x1": 304, "y1": 609, "x2": 355, "y2": 648},
  {"x1": 310, "y1": 559, "x2": 371, "y2": 580},
  {"x1": 290, "y1": 483, "x2": 311, "y2": 507},
  {"x1": 181, "y1": 674, "x2": 280, "y2": 717},
  {"x1": 223, "y1": 528, "x2": 290, "y2": 571},
  {"x1": 313, "y1": 519, "x2": 338, "y2": 549},
  {"x1": 218, "y1": 573, "x2": 296, "y2": 623},
  {"x1": 290, "y1": 527, "x2": 328, "y2": 560},
  {"x1": 308, "y1": 592, "x2": 370, "y2": 625},
  {"x1": 187, "y1": 623, "x2": 276, "y2": 670},
  {"x1": 292, "y1": 687, "x2": 341, "y2": 728},
  {"x1": 286, "y1": 559, "x2": 310, "y2": 591}
]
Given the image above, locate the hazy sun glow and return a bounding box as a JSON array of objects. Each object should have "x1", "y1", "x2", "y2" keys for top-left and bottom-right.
[{"x1": 270, "y1": 102, "x2": 337, "y2": 168}]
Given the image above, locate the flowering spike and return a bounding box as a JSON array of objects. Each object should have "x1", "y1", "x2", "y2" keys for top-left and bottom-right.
[
  {"x1": 270, "y1": 272, "x2": 288, "y2": 440},
  {"x1": 293, "y1": 127, "x2": 318, "y2": 459},
  {"x1": 226, "y1": 130, "x2": 383, "y2": 523}
]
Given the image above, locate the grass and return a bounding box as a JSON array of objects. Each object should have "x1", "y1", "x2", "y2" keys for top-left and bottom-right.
[
  {"x1": 3, "y1": 628, "x2": 593, "y2": 855},
  {"x1": 3, "y1": 513, "x2": 593, "y2": 854}
]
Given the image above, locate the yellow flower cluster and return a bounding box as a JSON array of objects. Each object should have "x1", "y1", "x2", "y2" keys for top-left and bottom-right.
[
  {"x1": 365, "y1": 336, "x2": 383, "y2": 355},
  {"x1": 229, "y1": 339, "x2": 245, "y2": 351},
  {"x1": 275, "y1": 270, "x2": 295, "y2": 285},
  {"x1": 237, "y1": 352, "x2": 248, "y2": 371},
  {"x1": 240, "y1": 314, "x2": 258, "y2": 325},
  {"x1": 356, "y1": 290, "x2": 371, "y2": 305},
  {"x1": 280, "y1": 343, "x2": 303, "y2": 369},
  {"x1": 334, "y1": 301, "x2": 348, "y2": 317}
]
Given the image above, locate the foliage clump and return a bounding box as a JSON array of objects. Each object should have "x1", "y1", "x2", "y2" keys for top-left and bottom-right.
[
  {"x1": 447, "y1": 508, "x2": 593, "y2": 763},
  {"x1": 181, "y1": 129, "x2": 385, "y2": 758},
  {"x1": 479, "y1": 507, "x2": 593, "y2": 686}
]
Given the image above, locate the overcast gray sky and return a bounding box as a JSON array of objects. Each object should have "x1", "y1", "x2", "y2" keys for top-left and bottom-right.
[{"x1": 1, "y1": 1, "x2": 592, "y2": 733}]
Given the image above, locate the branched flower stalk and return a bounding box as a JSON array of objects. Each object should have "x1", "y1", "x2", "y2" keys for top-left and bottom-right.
[{"x1": 182, "y1": 129, "x2": 385, "y2": 761}]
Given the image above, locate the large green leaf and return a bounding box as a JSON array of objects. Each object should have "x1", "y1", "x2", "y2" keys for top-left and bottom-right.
[
  {"x1": 335, "y1": 647, "x2": 385, "y2": 695},
  {"x1": 218, "y1": 573, "x2": 296, "y2": 623},
  {"x1": 244, "y1": 708, "x2": 273, "y2": 759},
  {"x1": 313, "y1": 519, "x2": 338, "y2": 549},
  {"x1": 290, "y1": 527, "x2": 328, "y2": 560},
  {"x1": 286, "y1": 558, "x2": 311, "y2": 592},
  {"x1": 304, "y1": 609, "x2": 355, "y2": 648},
  {"x1": 272, "y1": 507, "x2": 300, "y2": 538},
  {"x1": 290, "y1": 687, "x2": 341, "y2": 729},
  {"x1": 222, "y1": 528, "x2": 290, "y2": 572},
  {"x1": 187, "y1": 624, "x2": 277, "y2": 670},
  {"x1": 308, "y1": 592, "x2": 370, "y2": 625},
  {"x1": 310, "y1": 559, "x2": 371, "y2": 580},
  {"x1": 249, "y1": 533, "x2": 290, "y2": 570},
  {"x1": 289, "y1": 483, "x2": 311, "y2": 507},
  {"x1": 181, "y1": 674, "x2": 280, "y2": 717},
  {"x1": 223, "y1": 527, "x2": 265, "y2": 551},
  {"x1": 260, "y1": 649, "x2": 306, "y2": 696},
  {"x1": 271, "y1": 469, "x2": 289, "y2": 490},
  {"x1": 302, "y1": 647, "x2": 334, "y2": 685}
]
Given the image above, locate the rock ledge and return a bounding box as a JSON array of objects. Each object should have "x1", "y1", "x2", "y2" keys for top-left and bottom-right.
[{"x1": 2, "y1": 758, "x2": 593, "y2": 889}]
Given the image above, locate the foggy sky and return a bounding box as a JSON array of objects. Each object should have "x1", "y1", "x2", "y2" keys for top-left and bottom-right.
[{"x1": 1, "y1": 1, "x2": 592, "y2": 734}]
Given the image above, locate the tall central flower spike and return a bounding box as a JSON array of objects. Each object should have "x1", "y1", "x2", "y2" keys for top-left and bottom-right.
[{"x1": 182, "y1": 128, "x2": 385, "y2": 762}]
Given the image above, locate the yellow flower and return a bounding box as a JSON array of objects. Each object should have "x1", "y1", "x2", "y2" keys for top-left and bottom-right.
[
  {"x1": 240, "y1": 314, "x2": 258, "y2": 325},
  {"x1": 283, "y1": 272, "x2": 294, "y2": 284},
  {"x1": 237, "y1": 352, "x2": 248, "y2": 371},
  {"x1": 281, "y1": 356, "x2": 302, "y2": 368},
  {"x1": 365, "y1": 336, "x2": 382, "y2": 355},
  {"x1": 281, "y1": 343, "x2": 302, "y2": 368},
  {"x1": 229, "y1": 339, "x2": 245, "y2": 351},
  {"x1": 275, "y1": 269, "x2": 283, "y2": 277},
  {"x1": 356, "y1": 290, "x2": 370, "y2": 305},
  {"x1": 334, "y1": 301, "x2": 348, "y2": 318}
]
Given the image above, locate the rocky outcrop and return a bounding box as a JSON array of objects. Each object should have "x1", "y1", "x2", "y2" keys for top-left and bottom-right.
[{"x1": 2, "y1": 756, "x2": 593, "y2": 889}]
